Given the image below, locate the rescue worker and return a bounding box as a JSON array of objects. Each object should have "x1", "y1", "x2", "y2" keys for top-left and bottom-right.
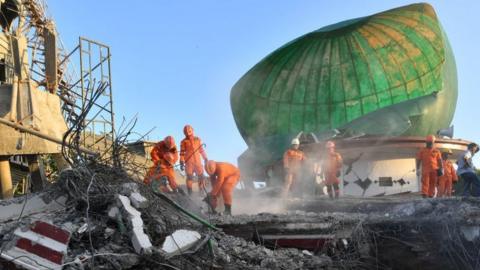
[
  {"x1": 457, "y1": 143, "x2": 480, "y2": 197},
  {"x1": 180, "y1": 125, "x2": 208, "y2": 195},
  {"x1": 144, "y1": 136, "x2": 183, "y2": 193},
  {"x1": 322, "y1": 141, "x2": 343, "y2": 199},
  {"x1": 283, "y1": 138, "x2": 305, "y2": 195},
  {"x1": 415, "y1": 135, "x2": 443, "y2": 198},
  {"x1": 437, "y1": 149, "x2": 458, "y2": 197},
  {"x1": 205, "y1": 160, "x2": 240, "y2": 215}
]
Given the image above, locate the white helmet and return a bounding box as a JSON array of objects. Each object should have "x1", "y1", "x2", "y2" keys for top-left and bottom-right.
[{"x1": 291, "y1": 138, "x2": 300, "y2": 145}]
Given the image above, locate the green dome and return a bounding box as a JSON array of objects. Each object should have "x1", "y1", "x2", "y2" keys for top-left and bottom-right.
[{"x1": 231, "y1": 3, "x2": 457, "y2": 156}]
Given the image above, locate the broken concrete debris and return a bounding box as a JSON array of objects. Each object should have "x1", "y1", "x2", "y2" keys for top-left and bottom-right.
[
  {"x1": 161, "y1": 229, "x2": 201, "y2": 257},
  {"x1": 460, "y1": 225, "x2": 480, "y2": 242},
  {"x1": 0, "y1": 192, "x2": 67, "y2": 222},
  {"x1": 0, "y1": 221, "x2": 71, "y2": 270},
  {"x1": 116, "y1": 194, "x2": 153, "y2": 254},
  {"x1": 2, "y1": 164, "x2": 480, "y2": 269},
  {"x1": 129, "y1": 192, "x2": 148, "y2": 209}
]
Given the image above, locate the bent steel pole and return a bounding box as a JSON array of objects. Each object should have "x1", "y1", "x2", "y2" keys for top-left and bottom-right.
[{"x1": 0, "y1": 117, "x2": 97, "y2": 156}]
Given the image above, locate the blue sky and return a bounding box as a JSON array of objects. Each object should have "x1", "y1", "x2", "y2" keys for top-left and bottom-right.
[{"x1": 48, "y1": 1, "x2": 479, "y2": 164}]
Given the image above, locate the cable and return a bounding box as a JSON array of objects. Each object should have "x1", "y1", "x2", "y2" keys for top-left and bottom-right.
[{"x1": 85, "y1": 172, "x2": 97, "y2": 269}]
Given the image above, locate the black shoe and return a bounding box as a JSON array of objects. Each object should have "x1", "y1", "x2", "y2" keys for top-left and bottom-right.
[{"x1": 224, "y1": 204, "x2": 232, "y2": 216}]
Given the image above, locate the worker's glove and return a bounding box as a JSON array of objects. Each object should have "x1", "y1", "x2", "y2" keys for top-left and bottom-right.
[
  {"x1": 160, "y1": 176, "x2": 169, "y2": 186},
  {"x1": 437, "y1": 168, "x2": 444, "y2": 177},
  {"x1": 336, "y1": 171, "x2": 341, "y2": 177},
  {"x1": 180, "y1": 162, "x2": 185, "y2": 171},
  {"x1": 284, "y1": 167, "x2": 290, "y2": 174}
]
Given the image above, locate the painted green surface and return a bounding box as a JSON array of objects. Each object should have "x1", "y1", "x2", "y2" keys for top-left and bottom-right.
[{"x1": 231, "y1": 3, "x2": 457, "y2": 159}]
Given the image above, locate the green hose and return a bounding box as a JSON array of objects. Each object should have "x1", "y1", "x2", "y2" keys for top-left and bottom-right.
[{"x1": 152, "y1": 189, "x2": 219, "y2": 231}]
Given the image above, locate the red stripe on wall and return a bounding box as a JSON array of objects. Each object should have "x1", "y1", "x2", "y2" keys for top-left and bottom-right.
[
  {"x1": 30, "y1": 221, "x2": 70, "y2": 244},
  {"x1": 16, "y1": 238, "x2": 63, "y2": 265}
]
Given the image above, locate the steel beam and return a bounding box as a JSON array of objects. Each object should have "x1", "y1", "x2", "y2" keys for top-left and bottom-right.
[{"x1": 0, "y1": 117, "x2": 97, "y2": 156}]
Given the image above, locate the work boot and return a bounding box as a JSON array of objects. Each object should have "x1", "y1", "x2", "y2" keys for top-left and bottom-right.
[
  {"x1": 187, "y1": 188, "x2": 192, "y2": 195},
  {"x1": 224, "y1": 204, "x2": 232, "y2": 216}
]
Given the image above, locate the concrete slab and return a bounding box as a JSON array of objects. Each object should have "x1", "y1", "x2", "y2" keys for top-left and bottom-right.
[
  {"x1": 162, "y1": 229, "x2": 201, "y2": 257},
  {"x1": 130, "y1": 192, "x2": 148, "y2": 209},
  {"x1": 131, "y1": 227, "x2": 153, "y2": 254},
  {"x1": 0, "y1": 193, "x2": 66, "y2": 222}
]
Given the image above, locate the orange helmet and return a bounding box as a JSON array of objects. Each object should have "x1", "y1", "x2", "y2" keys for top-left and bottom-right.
[
  {"x1": 325, "y1": 141, "x2": 335, "y2": 149},
  {"x1": 164, "y1": 136, "x2": 175, "y2": 149},
  {"x1": 183, "y1": 125, "x2": 194, "y2": 137},
  {"x1": 205, "y1": 160, "x2": 216, "y2": 175},
  {"x1": 426, "y1": 135, "x2": 436, "y2": 143}
]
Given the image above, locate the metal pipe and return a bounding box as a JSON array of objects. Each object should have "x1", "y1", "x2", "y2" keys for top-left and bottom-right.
[
  {"x1": 0, "y1": 117, "x2": 97, "y2": 156},
  {"x1": 79, "y1": 36, "x2": 110, "y2": 47},
  {"x1": 107, "y1": 46, "x2": 116, "y2": 159},
  {"x1": 0, "y1": 156, "x2": 13, "y2": 199},
  {"x1": 58, "y1": 45, "x2": 79, "y2": 67}
]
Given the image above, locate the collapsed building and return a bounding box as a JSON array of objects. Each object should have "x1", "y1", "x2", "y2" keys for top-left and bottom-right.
[{"x1": 0, "y1": 1, "x2": 479, "y2": 270}]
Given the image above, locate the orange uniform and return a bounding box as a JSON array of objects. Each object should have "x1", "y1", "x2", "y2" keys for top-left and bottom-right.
[
  {"x1": 438, "y1": 160, "x2": 458, "y2": 197},
  {"x1": 323, "y1": 152, "x2": 343, "y2": 185},
  {"x1": 416, "y1": 147, "x2": 442, "y2": 197},
  {"x1": 180, "y1": 137, "x2": 207, "y2": 187},
  {"x1": 208, "y1": 162, "x2": 240, "y2": 207},
  {"x1": 283, "y1": 148, "x2": 305, "y2": 194},
  {"x1": 180, "y1": 125, "x2": 208, "y2": 193},
  {"x1": 322, "y1": 150, "x2": 343, "y2": 198},
  {"x1": 144, "y1": 141, "x2": 178, "y2": 192},
  {"x1": 283, "y1": 149, "x2": 305, "y2": 172}
]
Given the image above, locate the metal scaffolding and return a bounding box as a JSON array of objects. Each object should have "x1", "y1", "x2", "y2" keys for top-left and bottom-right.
[{"x1": 60, "y1": 37, "x2": 115, "y2": 157}]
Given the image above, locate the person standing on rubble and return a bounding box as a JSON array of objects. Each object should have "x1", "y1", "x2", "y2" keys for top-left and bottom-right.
[
  {"x1": 144, "y1": 136, "x2": 184, "y2": 194},
  {"x1": 322, "y1": 141, "x2": 343, "y2": 199},
  {"x1": 283, "y1": 138, "x2": 305, "y2": 196},
  {"x1": 180, "y1": 125, "x2": 209, "y2": 195},
  {"x1": 205, "y1": 160, "x2": 240, "y2": 215},
  {"x1": 437, "y1": 149, "x2": 458, "y2": 197},
  {"x1": 457, "y1": 143, "x2": 480, "y2": 197},
  {"x1": 416, "y1": 135, "x2": 443, "y2": 198}
]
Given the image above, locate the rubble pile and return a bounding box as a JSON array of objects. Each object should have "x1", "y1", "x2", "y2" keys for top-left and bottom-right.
[
  {"x1": 213, "y1": 197, "x2": 480, "y2": 270},
  {"x1": 0, "y1": 164, "x2": 332, "y2": 269},
  {"x1": 212, "y1": 233, "x2": 331, "y2": 269}
]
